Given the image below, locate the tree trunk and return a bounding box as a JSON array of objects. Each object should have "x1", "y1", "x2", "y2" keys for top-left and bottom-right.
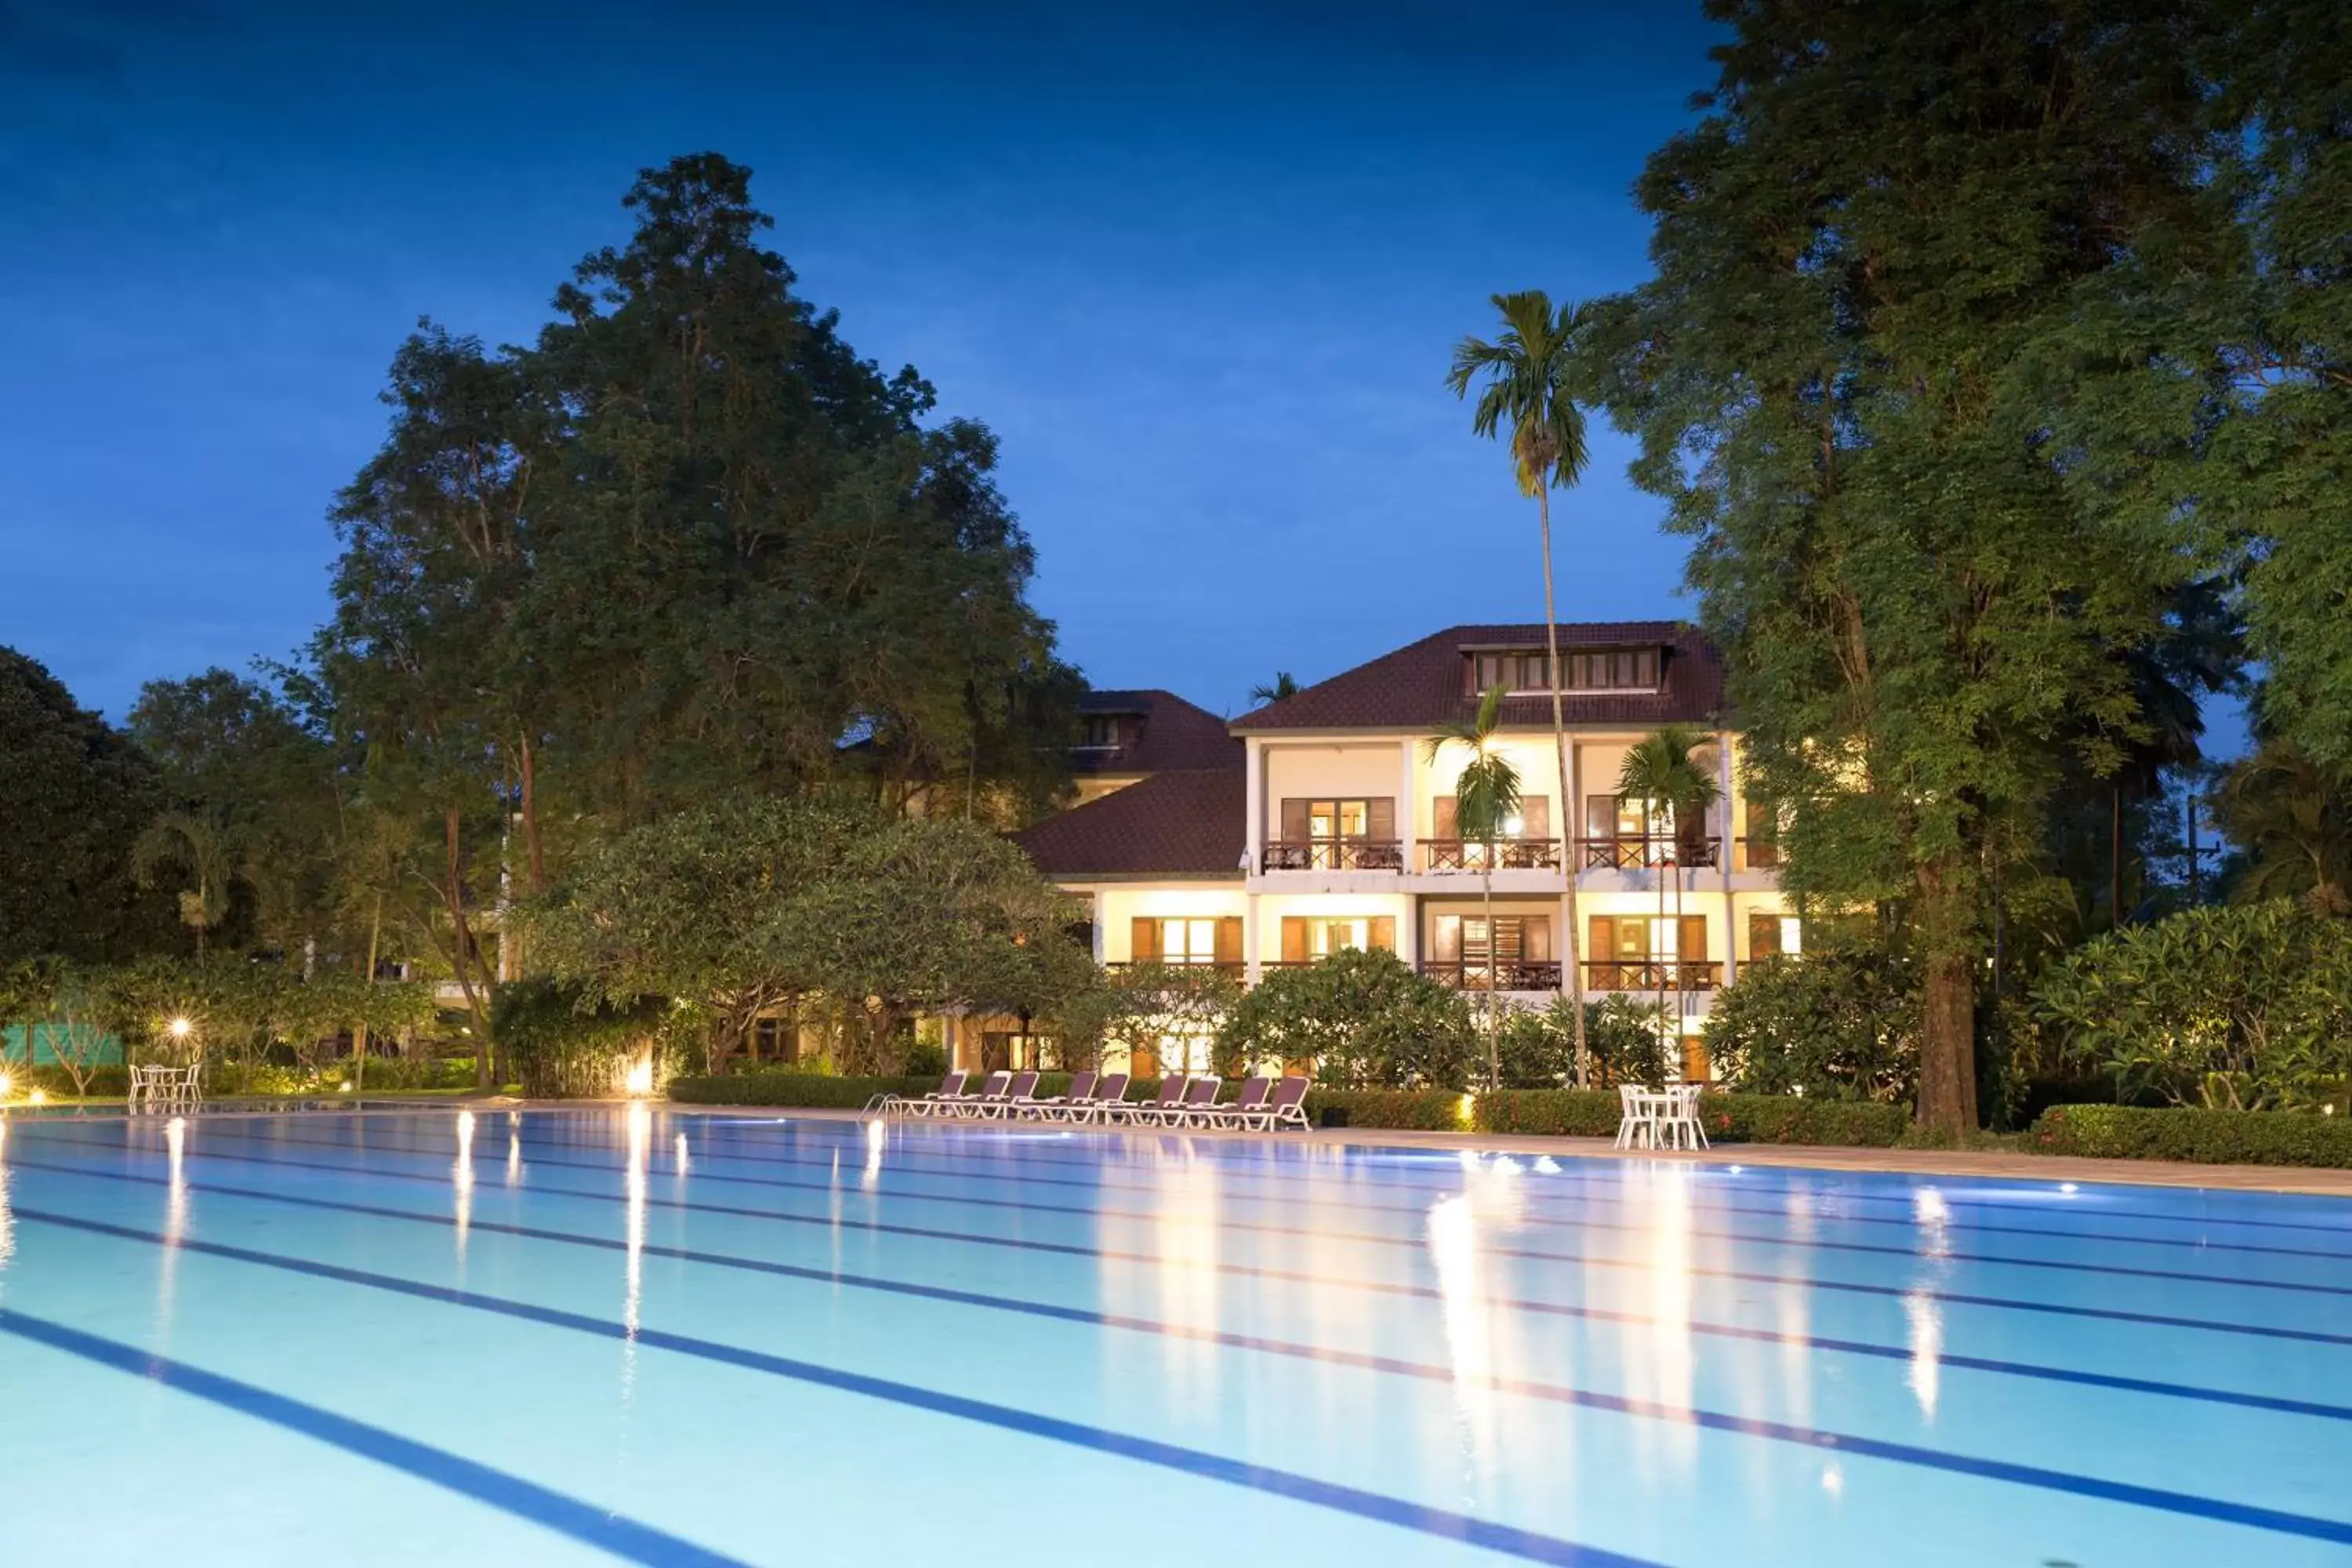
[
  {"x1": 1536, "y1": 485, "x2": 1588, "y2": 1085},
  {"x1": 519, "y1": 733, "x2": 546, "y2": 895},
  {"x1": 443, "y1": 808, "x2": 492, "y2": 1086},
  {"x1": 1914, "y1": 855, "x2": 1980, "y2": 1132},
  {"x1": 2109, "y1": 783, "x2": 2125, "y2": 929},
  {"x1": 354, "y1": 892, "x2": 383, "y2": 1094},
  {"x1": 1482, "y1": 857, "x2": 1499, "y2": 1091}
]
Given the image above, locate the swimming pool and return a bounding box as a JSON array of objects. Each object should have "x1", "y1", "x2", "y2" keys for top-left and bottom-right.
[{"x1": 0, "y1": 1108, "x2": 2347, "y2": 1566}]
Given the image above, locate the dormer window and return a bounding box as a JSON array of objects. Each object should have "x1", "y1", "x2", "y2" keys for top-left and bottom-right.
[
  {"x1": 1080, "y1": 714, "x2": 1123, "y2": 750},
  {"x1": 1467, "y1": 648, "x2": 1661, "y2": 695}
]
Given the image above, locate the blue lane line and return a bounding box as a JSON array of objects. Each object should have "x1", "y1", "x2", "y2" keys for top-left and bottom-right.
[
  {"x1": 0, "y1": 1308, "x2": 751, "y2": 1567},
  {"x1": 73, "y1": 1123, "x2": 2352, "y2": 1302},
  {"x1": 19, "y1": 1147, "x2": 2352, "y2": 1358},
  {"x1": 204, "y1": 1117, "x2": 2352, "y2": 1268},
  {"x1": 19, "y1": 1165, "x2": 2352, "y2": 1435},
  {"x1": 20, "y1": 1207, "x2": 2352, "y2": 1552},
  {"x1": 5, "y1": 1216, "x2": 1661, "y2": 1566}
]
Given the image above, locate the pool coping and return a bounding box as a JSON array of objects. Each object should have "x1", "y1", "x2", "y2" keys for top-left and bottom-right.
[{"x1": 16, "y1": 1096, "x2": 2352, "y2": 1198}]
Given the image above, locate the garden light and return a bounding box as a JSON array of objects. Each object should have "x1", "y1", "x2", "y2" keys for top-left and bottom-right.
[
  {"x1": 0, "y1": 1071, "x2": 12, "y2": 1099},
  {"x1": 624, "y1": 1057, "x2": 654, "y2": 1097},
  {"x1": 27, "y1": 1090, "x2": 46, "y2": 1106},
  {"x1": 168, "y1": 1017, "x2": 193, "y2": 1040}
]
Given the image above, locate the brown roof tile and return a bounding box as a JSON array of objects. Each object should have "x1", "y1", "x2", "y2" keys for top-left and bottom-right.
[
  {"x1": 1231, "y1": 622, "x2": 1726, "y2": 733},
  {"x1": 1014, "y1": 768, "x2": 1244, "y2": 880},
  {"x1": 1073, "y1": 688, "x2": 1243, "y2": 775}
]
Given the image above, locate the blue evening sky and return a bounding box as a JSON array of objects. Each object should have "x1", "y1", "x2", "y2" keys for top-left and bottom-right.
[{"x1": 2, "y1": 1, "x2": 1725, "y2": 720}]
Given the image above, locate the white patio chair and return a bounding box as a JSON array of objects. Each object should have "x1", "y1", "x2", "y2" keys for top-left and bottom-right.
[{"x1": 1614, "y1": 1084, "x2": 1659, "y2": 1149}]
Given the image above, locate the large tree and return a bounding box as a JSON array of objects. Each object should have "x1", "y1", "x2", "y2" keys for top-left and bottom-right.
[
  {"x1": 0, "y1": 648, "x2": 172, "y2": 967},
  {"x1": 1585, "y1": 2, "x2": 2226, "y2": 1130}
]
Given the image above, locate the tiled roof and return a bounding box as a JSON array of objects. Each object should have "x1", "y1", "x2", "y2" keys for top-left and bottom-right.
[
  {"x1": 1230, "y1": 622, "x2": 1726, "y2": 732},
  {"x1": 1014, "y1": 768, "x2": 1245, "y2": 880},
  {"x1": 1072, "y1": 688, "x2": 1242, "y2": 775}
]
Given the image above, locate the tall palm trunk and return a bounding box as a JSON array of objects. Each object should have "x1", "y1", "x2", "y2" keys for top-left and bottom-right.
[
  {"x1": 1654, "y1": 817, "x2": 1668, "y2": 1051},
  {"x1": 443, "y1": 807, "x2": 491, "y2": 1085},
  {"x1": 1481, "y1": 848, "x2": 1499, "y2": 1091},
  {"x1": 354, "y1": 891, "x2": 383, "y2": 1094},
  {"x1": 1537, "y1": 487, "x2": 1588, "y2": 1086}
]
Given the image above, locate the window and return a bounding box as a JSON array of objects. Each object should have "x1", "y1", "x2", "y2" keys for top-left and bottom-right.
[
  {"x1": 1743, "y1": 799, "x2": 1780, "y2": 868},
  {"x1": 1280, "y1": 916, "x2": 1395, "y2": 961},
  {"x1": 1467, "y1": 648, "x2": 1661, "y2": 695},
  {"x1": 1080, "y1": 715, "x2": 1121, "y2": 749},
  {"x1": 1432, "y1": 914, "x2": 1551, "y2": 964},
  {"x1": 1131, "y1": 915, "x2": 1242, "y2": 967},
  {"x1": 1277, "y1": 798, "x2": 1397, "y2": 842},
  {"x1": 1749, "y1": 912, "x2": 1801, "y2": 960}
]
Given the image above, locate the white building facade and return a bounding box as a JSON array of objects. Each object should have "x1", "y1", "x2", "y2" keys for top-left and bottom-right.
[{"x1": 1010, "y1": 622, "x2": 1796, "y2": 1081}]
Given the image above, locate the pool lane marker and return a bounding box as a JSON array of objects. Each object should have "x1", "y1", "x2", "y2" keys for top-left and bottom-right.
[
  {"x1": 220, "y1": 1116, "x2": 2352, "y2": 1269},
  {"x1": 17, "y1": 1205, "x2": 2352, "y2": 1553},
  {"x1": 0, "y1": 1228, "x2": 1662, "y2": 1568},
  {"x1": 69, "y1": 1123, "x2": 2352, "y2": 1305},
  {"x1": 0, "y1": 1307, "x2": 753, "y2": 1568},
  {"x1": 20, "y1": 1142, "x2": 2352, "y2": 1361}
]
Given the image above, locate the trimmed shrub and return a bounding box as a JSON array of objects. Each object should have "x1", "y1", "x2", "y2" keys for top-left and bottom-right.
[
  {"x1": 1472, "y1": 1089, "x2": 1623, "y2": 1138},
  {"x1": 2031, "y1": 1104, "x2": 2352, "y2": 1168},
  {"x1": 1219, "y1": 949, "x2": 1475, "y2": 1088},
  {"x1": 1705, "y1": 949, "x2": 1920, "y2": 1104},
  {"x1": 1305, "y1": 1088, "x2": 1467, "y2": 1131},
  {"x1": 494, "y1": 978, "x2": 670, "y2": 1098},
  {"x1": 1473, "y1": 1089, "x2": 1909, "y2": 1146}
]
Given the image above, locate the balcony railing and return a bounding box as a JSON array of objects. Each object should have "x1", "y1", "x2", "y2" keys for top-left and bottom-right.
[
  {"x1": 1261, "y1": 838, "x2": 1405, "y2": 872},
  {"x1": 1420, "y1": 959, "x2": 1563, "y2": 992},
  {"x1": 1102, "y1": 959, "x2": 1245, "y2": 976},
  {"x1": 1421, "y1": 838, "x2": 1563, "y2": 873},
  {"x1": 1579, "y1": 835, "x2": 1722, "y2": 872},
  {"x1": 1585, "y1": 960, "x2": 1722, "y2": 992}
]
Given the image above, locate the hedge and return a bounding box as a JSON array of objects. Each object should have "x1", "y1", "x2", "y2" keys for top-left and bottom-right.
[
  {"x1": 1305, "y1": 1088, "x2": 1468, "y2": 1131},
  {"x1": 2030, "y1": 1104, "x2": 2352, "y2": 1168},
  {"x1": 1473, "y1": 1089, "x2": 1910, "y2": 1146}
]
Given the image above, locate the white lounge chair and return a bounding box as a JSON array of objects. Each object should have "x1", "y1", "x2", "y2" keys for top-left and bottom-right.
[
  {"x1": 1167, "y1": 1074, "x2": 1223, "y2": 1130},
  {"x1": 1112, "y1": 1075, "x2": 1189, "y2": 1127},
  {"x1": 977, "y1": 1069, "x2": 1040, "y2": 1121},
  {"x1": 951, "y1": 1070, "x2": 1014, "y2": 1120},
  {"x1": 1033, "y1": 1070, "x2": 1097, "y2": 1123},
  {"x1": 869, "y1": 1070, "x2": 966, "y2": 1117},
  {"x1": 1208, "y1": 1075, "x2": 1272, "y2": 1131},
  {"x1": 1257, "y1": 1074, "x2": 1310, "y2": 1131}
]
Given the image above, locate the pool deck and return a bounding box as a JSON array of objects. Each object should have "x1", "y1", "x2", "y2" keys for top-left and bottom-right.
[{"x1": 659, "y1": 1102, "x2": 2352, "y2": 1199}]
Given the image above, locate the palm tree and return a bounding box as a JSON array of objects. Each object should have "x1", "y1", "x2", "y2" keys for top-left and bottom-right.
[
  {"x1": 2212, "y1": 743, "x2": 2352, "y2": 914},
  {"x1": 1249, "y1": 672, "x2": 1301, "y2": 706},
  {"x1": 131, "y1": 808, "x2": 249, "y2": 961},
  {"x1": 1449, "y1": 291, "x2": 1595, "y2": 1083},
  {"x1": 1617, "y1": 727, "x2": 1722, "y2": 1058},
  {"x1": 1425, "y1": 684, "x2": 1521, "y2": 1089}
]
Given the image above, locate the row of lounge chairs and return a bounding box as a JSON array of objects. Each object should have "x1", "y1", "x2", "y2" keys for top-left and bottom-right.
[{"x1": 867, "y1": 1069, "x2": 1310, "y2": 1132}]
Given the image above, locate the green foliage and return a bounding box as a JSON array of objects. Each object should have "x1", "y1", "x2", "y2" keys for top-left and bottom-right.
[
  {"x1": 1054, "y1": 961, "x2": 1240, "y2": 1075},
  {"x1": 0, "y1": 648, "x2": 172, "y2": 967},
  {"x1": 1304, "y1": 1088, "x2": 1467, "y2": 1131},
  {"x1": 2212, "y1": 744, "x2": 2352, "y2": 913},
  {"x1": 1582, "y1": 2, "x2": 2235, "y2": 1130},
  {"x1": 1218, "y1": 947, "x2": 1475, "y2": 1089},
  {"x1": 2033, "y1": 902, "x2": 2352, "y2": 1110},
  {"x1": 2032, "y1": 1104, "x2": 2352, "y2": 1168},
  {"x1": 1706, "y1": 952, "x2": 1922, "y2": 1105},
  {"x1": 491, "y1": 977, "x2": 673, "y2": 1098},
  {"x1": 1471, "y1": 1090, "x2": 1910, "y2": 1147},
  {"x1": 525, "y1": 795, "x2": 1091, "y2": 1074},
  {"x1": 1495, "y1": 997, "x2": 1673, "y2": 1089}
]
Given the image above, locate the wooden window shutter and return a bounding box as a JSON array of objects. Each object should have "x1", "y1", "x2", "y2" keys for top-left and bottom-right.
[
  {"x1": 1525, "y1": 916, "x2": 1552, "y2": 962},
  {"x1": 1280, "y1": 799, "x2": 1310, "y2": 840},
  {"x1": 1432, "y1": 915, "x2": 1460, "y2": 961},
  {"x1": 1679, "y1": 914, "x2": 1708, "y2": 964},
  {"x1": 1522, "y1": 796, "x2": 1549, "y2": 837},
  {"x1": 1749, "y1": 911, "x2": 1780, "y2": 958},
  {"x1": 1369, "y1": 916, "x2": 1395, "y2": 952},
  {"x1": 1434, "y1": 796, "x2": 1457, "y2": 837},
  {"x1": 1586, "y1": 794, "x2": 1620, "y2": 838},
  {"x1": 1131, "y1": 918, "x2": 1160, "y2": 962},
  {"x1": 1214, "y1": 916, "x2": 1243, "y2": 966},
  {"x1": 1367, "y1": 797, "x2": 1396, "y2": 840},
  {"x1": 1280, "y1": 917, "x2": 1308, "y2": 964},
  {"x1": 1590, "y1": 915, "x2": 1617, "y2": 961}
]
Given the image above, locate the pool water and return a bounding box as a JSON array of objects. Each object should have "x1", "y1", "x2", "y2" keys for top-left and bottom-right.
[{"x1": 1, "y1": 1109, "x2": 2347, "y2": 1566}]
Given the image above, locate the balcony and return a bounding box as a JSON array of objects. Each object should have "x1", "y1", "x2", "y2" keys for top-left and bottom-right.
[
  {"x1": 1421, "y1": 838, "x2": 1563, "y2": 873},
  {"x1": 1579, "y1": 835, "x2": 1722, "y2": 872},
  {"x1": 1261, "y1": 838, "x2": 1404, "y2": 872},
  {"x1": 1102, "y1": 959, "x2": 1245, "y2": 977},
  {"x1": 1420, "y1": 959, "x2": 1563, "y2": 992},
  {"x1": 1585, "y1": 960, "x2": 1722, "y2": 992}
]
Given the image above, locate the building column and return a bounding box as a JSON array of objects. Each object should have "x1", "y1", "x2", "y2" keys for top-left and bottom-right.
[
  {"x1": 1244, "y1": 891, "x2": 1262, "y2": 988},
  {"x1": 1718, "y1": 731, "x2": 1738, "y2": 986},
  {"x1": 1398, "y1": 738, "x2": 1418, "y2": 873},
  {"x1": 1244, "y1": 737, "x2": 1265, "y2": 875}
]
